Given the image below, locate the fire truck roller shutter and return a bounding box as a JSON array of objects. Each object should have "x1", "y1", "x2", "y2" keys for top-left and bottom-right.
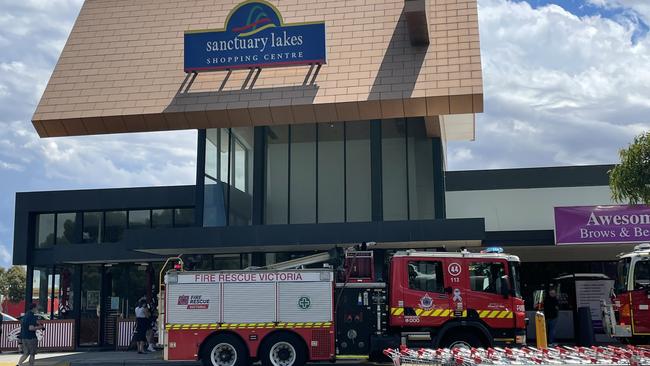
[
  {"x1": 278, "y1": 281, "x2": 332, "y2": 323},
  {"x1": 167, "y1": 283, "x2": 221, "y2": 324},
  {"x1": 223, "y1": 283, "x2": 276, "y2": 324}
]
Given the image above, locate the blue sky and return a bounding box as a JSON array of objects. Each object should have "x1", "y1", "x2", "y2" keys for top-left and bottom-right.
[{"x1": 0, "y1": 0, "x2": 649, "y2": 268}]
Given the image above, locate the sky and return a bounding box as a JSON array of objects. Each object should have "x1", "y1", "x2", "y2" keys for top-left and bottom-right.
[{"x1": 0, "y1": 0, "x2": 649, "y2": 268}]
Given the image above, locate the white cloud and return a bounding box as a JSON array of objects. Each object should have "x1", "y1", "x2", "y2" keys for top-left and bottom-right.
[
  {"x1": 588, "y1": 0, "x2": 650, "y2": 25},
  {"x1": 448, "y1": 0, "x2": 650, "y2": 170}
]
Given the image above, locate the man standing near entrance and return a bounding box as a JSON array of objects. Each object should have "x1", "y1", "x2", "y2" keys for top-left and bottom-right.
[
  {"x1": 17, "y1": 303, "x2": 43, "y2": 366},
  {"x1": 544, "y1": 288, "x2": 560, "y2": 345}
]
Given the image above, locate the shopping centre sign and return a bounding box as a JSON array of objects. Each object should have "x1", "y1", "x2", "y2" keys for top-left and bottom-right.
[
  {"x1": 555, "y1": 205, "x2": 650, "y2": 245},
  {"x1": 184, "y1": 0, "x2": 326, "y2": 72}
]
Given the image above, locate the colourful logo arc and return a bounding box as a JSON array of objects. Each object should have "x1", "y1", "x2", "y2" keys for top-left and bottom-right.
[{"x1": 229, "y1": 3, "x2": 282, "y2": 37}]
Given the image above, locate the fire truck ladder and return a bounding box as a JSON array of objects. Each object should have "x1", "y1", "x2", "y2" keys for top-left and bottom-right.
[{"x1": 259, "y1": 248, "x2": 341, "y2": 270}]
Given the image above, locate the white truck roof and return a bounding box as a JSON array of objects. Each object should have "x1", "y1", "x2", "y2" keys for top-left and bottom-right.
[
  {"x1": 619, "y1": 243, "x2": 650, "y2": 259},
  {"x1": 393, "y1": 250, "x2": 520, "y2": 262}
]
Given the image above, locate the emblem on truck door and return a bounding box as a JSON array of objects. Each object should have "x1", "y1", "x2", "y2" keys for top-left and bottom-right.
[
  {"x1": 298, "y1": 296, "x2": 311, "y2": 310},
  {"x1": 420, "y1": 293, "x2": 434, "y2": 310}
]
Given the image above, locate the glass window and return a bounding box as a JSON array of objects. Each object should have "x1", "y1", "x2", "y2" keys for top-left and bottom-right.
[
  {"x1": 407, "y1": 119, "x2": 435, "y2": 219},
  {"x1": 55, "y1": 213, "x2": 76, "y2": 245},
  {"x1": 152, "y1": 209, "x2": 173, "y2": 228},
  {"x1": 104, "y1": 211, "x2": 127, "y2": 243},
  {"x1": 55, "y1": 266, "x2": 75, "y2": 319},
  {"x1": 509, "y1": 261, "x2": 522, "y2": 298},
  {"x1": 470, "y1": 261, "x2": 507, "y2": 294},
  {"x1": 345, "y1": 121, "x2": 372, "y2": 222},
  {"x1": 128, "y1": 210, "x2": 151, "y2": 229},
  {"x1": 213, "y1": 254, "x2": 243, "y2": 270},
  {"x1": 265, "y1": 126, "x2": 289, "y2": 224},
  {"x1": 318, "y1": 123, "x2": 345, "y2": 223},
  {"x1": 230, "y1": 127, "x2": 254, "y2": 226},
  {"x1": 234, "y1": 140, "x2": 246, "y2": 191},
  {"x1": 35, "y1": 214, "x2": 55, "y2": 249},
  {"x1": 220, "y1": 129, "x2": 230, "y2": 183},
  {"x1": 80, "y1": 264, "x2": 101, "y2": 346},
  {"x1": 634, "y1": 260, "x2": 650, "y2": 289},
  {"x1": 33, "y1": 267, "x2": 53, "y2": 316},
  {"x1": 616, "y1": 258, "x2": 631, "y2": 294},
  {"x1": 82, "y1": 212, "x2": 103, "y2": 243},
  {"x1": 205, "y1": 129, "x2": 219, "y2": 179},
  {"x1": 290, "y1": 124, "x2": 317, "y2": 224},
  {"x1": 174, "y1": 208, "x2": 194, "y2": 227},
  {"x1": 408, "y1": 261, "x2": 444, "y2": 293},
  {"x1": 203, "y1": 177, "x2": 227, "y2": 227},
  {"x1": 382, "y1": 119, "x2": 408, "y2": 221}
]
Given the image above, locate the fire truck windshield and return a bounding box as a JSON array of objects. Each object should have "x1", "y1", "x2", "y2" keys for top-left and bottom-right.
[
  {"x1": 509, "y1": 261, "x2": 522, "y2": 298},
  {"x1": 615, "y1": 258, "x2": 631, "y2": 294}
]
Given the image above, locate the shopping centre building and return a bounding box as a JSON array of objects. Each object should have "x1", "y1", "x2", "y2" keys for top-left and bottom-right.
[{"x1": 10, "y1": 0, "x2": 649, "y2": 349}]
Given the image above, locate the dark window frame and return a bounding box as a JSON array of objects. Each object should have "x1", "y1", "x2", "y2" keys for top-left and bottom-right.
[{"x1": 407, "y1": 260, "x2": 445, "y2": 293}]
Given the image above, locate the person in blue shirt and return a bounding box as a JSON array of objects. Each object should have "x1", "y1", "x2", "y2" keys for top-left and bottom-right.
[{"x1": 17, "y1": 303, "x2": 43, "y2": 366}]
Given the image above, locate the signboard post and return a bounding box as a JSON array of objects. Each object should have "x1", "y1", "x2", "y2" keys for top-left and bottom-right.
[
  {"x1": 184, "y1": 0, "x2": 326, "y2": 72},
  {"x1": 554, "y1": 205, "x2": 650, "y2": 245}
]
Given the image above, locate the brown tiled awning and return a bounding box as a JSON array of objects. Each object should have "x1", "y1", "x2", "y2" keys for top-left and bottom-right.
[{"x1": 32, "y1": 0, "x2": 483, "y2": 139}]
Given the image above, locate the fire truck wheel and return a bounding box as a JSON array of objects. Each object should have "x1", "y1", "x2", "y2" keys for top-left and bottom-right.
[
  {"x1": 201, "y1": 333, "x2": 249, "y2": 366},
  {"x1": 260, "y1": 332, "x2": 307, "y2": 366},
  {"x1": 440, "y1": 331, "x2": 485, "y2": 350}
]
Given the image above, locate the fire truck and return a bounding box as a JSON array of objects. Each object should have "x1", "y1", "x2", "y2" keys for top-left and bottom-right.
[
  {"x1": 603, "y1": 243, "x2": 650, "y2": 344},
  {"x1": 160, "y1": 246, "x2": 527, "y2": 366}
]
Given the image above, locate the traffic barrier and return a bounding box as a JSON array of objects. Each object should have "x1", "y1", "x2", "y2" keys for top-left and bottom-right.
[
  {"x1": 534, "y1": 311, "x2": 547, "y2": 349},
  {"x1": 0, "y1": 320, "x2": 75, "y2": 352}
]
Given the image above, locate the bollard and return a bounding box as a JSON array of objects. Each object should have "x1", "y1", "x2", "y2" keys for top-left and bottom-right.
[{"x1": 535, "y1": 311, "x2": 548, "y2": 349}]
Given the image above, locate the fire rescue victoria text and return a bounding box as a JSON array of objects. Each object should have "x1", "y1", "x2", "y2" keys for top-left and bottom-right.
[{"x1": 193, "y1": 272, "x2": 304, "y2": 283}]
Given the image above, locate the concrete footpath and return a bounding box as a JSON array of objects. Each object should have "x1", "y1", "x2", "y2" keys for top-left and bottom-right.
[
  {"x1": 0, "y1": 351, "x2": 356, "y2": 366},
  {"x1": 0, "y1": 351, "x2": 200, "y2": 366}
]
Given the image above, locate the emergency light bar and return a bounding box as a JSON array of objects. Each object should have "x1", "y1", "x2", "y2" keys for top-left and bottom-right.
[{"x1": 482, "y1": 247, "x2": 504, "y2": 254}]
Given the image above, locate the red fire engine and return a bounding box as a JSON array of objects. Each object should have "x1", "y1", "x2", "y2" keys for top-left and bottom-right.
[
  {"x1": 161, "y1": 246, "x2": 526, "y2": 366},
  {"x1": 603, "y1": 243, "x2": 650, "y2": 344}
]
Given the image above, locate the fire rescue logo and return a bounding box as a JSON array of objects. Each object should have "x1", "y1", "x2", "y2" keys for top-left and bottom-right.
[
  {"x1": 419, "y1": 293, "x2": 434, "y2": 310},
  {"x1": 298, "y1": 296, "x2": 311, "y2": 310},
  {"x1": 178, "y1": 295, "x2": 210, "y2": 309},
  {"x1": 177, "y1": 295, "x2": 189, "y2": 306}
]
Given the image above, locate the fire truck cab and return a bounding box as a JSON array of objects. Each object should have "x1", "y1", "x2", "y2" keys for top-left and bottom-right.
[
  {"x1": 603, "y1": 243, "x2": 650, "y2": 344},
  {"x1": 161, "y1": 247, "x2": 526, "y2": 366}
]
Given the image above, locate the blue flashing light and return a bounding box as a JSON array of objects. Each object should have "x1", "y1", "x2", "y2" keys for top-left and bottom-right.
[{"x1": 484, "y1": 247, "x2": 504, "y2": 254}]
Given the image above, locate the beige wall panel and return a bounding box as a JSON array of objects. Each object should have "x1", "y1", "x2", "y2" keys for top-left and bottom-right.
[{"x1": 32, "y1": 0, "x2": 483, "y2": 137}]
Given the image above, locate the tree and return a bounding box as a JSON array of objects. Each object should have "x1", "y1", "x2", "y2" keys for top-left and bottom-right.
[
  {"x1": 609, "y1": 131, "x2": 650, "y2": 204},
  {"x1": 0, "y1": 266, "x2": 27, "y2": 303}
]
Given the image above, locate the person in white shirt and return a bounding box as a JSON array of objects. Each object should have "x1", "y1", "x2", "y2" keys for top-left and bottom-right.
[{"x1": 134, "y1": 299, "x2": 150, "y2": 354}]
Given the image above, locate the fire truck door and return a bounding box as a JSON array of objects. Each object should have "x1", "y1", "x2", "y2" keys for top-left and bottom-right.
[
  {"x1": 401, "y1": 259, "x2": 450, "y2": 327},
  {"x1": 631, "y1": 260, "x2": 650, "y2": 334},
  {"x1": 466, "y1": 259, "x2": 515, "y2": 328}
]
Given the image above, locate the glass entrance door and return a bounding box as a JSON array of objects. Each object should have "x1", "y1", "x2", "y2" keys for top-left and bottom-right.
[{"x1": 79, "y1": 265, "x2": 101, "y2": 346}]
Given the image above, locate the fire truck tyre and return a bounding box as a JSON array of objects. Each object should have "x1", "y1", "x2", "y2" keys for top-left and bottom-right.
[
  {"x1": 440, "y1": 331, "x2": 485, "y2": 350},
  {"x1": 260, "y1": 333, "x2": 307, "y2": 366},
  {"x1": 201, "y1": 334, "x2": 249, "y2": 366}
]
